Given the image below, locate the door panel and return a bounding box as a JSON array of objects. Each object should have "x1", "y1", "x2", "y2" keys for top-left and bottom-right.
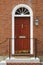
[{"x1": 15, "y1": 17, "x2": 30, "y2": 53}]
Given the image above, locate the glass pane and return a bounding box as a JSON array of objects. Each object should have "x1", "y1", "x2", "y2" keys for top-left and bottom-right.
[{"x1": 15, "y1": 7, "x2": 30, "y2": 15}]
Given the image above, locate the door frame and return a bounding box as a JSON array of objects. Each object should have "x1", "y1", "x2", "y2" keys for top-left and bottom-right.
[{"x1": 12, "y1": 4, "x2": 33, "y2": 55}]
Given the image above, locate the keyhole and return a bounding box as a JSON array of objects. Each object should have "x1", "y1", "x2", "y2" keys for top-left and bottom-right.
[{"x1": 21, "y1": 24, "x2": 23, "y2": 29}]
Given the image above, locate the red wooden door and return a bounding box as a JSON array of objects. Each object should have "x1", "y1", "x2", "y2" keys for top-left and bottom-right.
[{"x1": 15, "y1": 17, "x2": 30, "y2": 53}]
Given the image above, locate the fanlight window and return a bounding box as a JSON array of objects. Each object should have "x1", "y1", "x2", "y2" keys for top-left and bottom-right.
[{"x1": 15, "y1": 7, "x2": 30, "y2": 15}]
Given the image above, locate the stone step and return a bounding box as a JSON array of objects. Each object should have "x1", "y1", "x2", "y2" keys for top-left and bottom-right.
[
  {"x1": 6, "y1": 57, "x2": 40, "y2": 63},
  {"x1": 0, "y1": 63, "x2": 6, "y2": 65}
]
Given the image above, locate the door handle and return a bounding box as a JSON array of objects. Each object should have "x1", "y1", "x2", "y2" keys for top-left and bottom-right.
[{"x1": 21, "y1": 24, "x2": 23, "y2": 29}]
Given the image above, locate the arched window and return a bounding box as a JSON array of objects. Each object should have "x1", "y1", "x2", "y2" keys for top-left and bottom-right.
[{"x1": 15, "y1": 7, "x2": 30, "y2": 15}]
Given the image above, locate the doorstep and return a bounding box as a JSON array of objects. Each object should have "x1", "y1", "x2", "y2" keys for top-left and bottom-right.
[
  {"x1": 0, "y1": 57, "x2": 40, "y2": 65},
  {"x1": 6, "y1": 57, "x2": 40, "y2": 63}
]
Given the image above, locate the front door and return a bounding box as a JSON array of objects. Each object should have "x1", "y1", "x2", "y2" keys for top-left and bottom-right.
[{"x1": 15, "y1": 17, "x2": 30, "y2": 54}]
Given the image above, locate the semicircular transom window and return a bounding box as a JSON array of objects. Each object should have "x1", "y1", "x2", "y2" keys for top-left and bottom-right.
[{"x1": 15, "y1": 7, "x2": 30, "y2": 15}]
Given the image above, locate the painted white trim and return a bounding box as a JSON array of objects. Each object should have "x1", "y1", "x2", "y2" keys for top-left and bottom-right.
[
  {"x1": 12, "y1": 4, "x2": 33, "y2": 55},
  {"x1": 14, "y1": 15, "x2": 30, "y2": 17}
]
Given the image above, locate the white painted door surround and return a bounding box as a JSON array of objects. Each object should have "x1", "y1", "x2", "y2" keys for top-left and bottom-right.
[{"x1": 12, "y1": 4, "x2": 33, "y2": 55}]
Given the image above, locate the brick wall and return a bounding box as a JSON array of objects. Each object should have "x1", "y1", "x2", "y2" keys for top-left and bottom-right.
[
  {"x1": 7, "y1": 63, "x2": 40, "y2": 65},
  {"x1": 0, "y1": 0, "x2": 43, "y2": 56}
]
